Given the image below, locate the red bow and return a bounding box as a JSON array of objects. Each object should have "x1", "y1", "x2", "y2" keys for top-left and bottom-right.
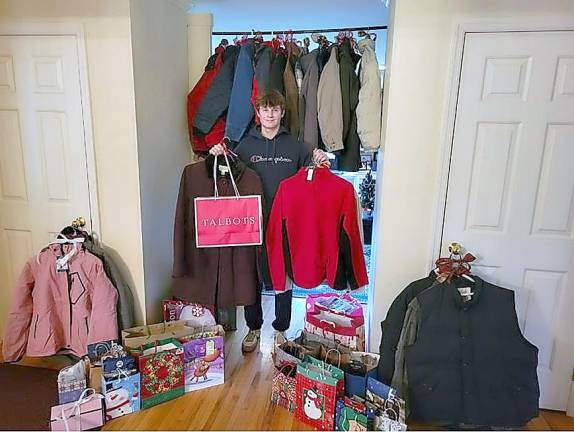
[{"x1": 435, "y1": 252, "x2": 475, "y2": 283}]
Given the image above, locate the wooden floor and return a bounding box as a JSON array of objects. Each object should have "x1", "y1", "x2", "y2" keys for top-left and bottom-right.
[{"x1": 2, "y1": 296, "x2": 574, "y2": 430}]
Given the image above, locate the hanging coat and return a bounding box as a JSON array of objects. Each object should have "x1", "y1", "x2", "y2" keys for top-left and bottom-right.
[
  {"x1": 2, "y1": 246, "x2": 119, "y2": 362},
  {"x1": 187, "y1": 45, "x2": 226, "y2": 154},
  {"x1": 283, "y1": 42, "x2": 300, "y2": 137},
  {"x1": 225, "y1": 41, "x2": 255, "y2": 143},
  {"x1": 317, "y1": 45, "x2": 344, "y2": 152},
  {"x1": 194, "y1": 45, "x2": 239, "y2": 135},
  {"x1": 269, "y1": 51, "x2": 287, "y2": 95},
  {"x1": 172, "y1": 158, "x2": 264, "y2": 308},
  {"x1": 299, "y1": 49, "x2": 320, "y2": 149},
  {"x1": 356, "y1": 38, "x2": 382, "y2": 150},
  {"x1": 337, "y1": 38, "x2": 362, "y2": 172}
]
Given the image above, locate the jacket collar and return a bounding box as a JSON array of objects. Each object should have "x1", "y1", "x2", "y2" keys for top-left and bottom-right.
[
  {"x1": 205, "y1": 154, "x2": 246, "y2": 182},
  {"x1": 449, "y1": 275, "x2": 484, "y2": 309}
]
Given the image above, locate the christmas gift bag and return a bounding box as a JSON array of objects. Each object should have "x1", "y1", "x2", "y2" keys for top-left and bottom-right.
[
  {"x1": 180, "y1": 326, "x2": 225, "y2": 392},
  {"x1": 101, "y1": 371, "x2": 140, "y2": 420},
  {"x1": 295, "y1": 355, "x2": 345, "y2": 431},
  {"x1": 121, "y1": 320, "x2": 194, "y2": 349},
  {"x1": 50, "y1": 388, "x2": 105, "y2": 431},
  {"x1": 305, "y1": 293, "x2": 365, "y2": 350},
  {"x1": 130, "y1": 338, "x2": 185, "y2": 409},
  {"x1": 162, "y1": 299, "x2": 216, "y2": 326},
  {"x1": 271, "y1": 364, "x2": 297, "y2": 412},
  {"x1": 194, "y1": 153, "x2": 263, "y2": 248},
  {"x1": 344, "y1": 352, "x2": 380, "y2": 398},
  {"x1": 58, "y1": 360, "x2": 87, "y2": 404},
  {"x1": 365, "y1": 378, "x2": 407, "y2": 431},
  {"x1": 335, "y1": 397, "x2": 369, "y2": 431}
]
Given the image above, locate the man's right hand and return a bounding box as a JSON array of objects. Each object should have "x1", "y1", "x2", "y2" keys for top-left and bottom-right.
[{"x1": 209, "y1": 144, "x2": 225, "y2": 156}]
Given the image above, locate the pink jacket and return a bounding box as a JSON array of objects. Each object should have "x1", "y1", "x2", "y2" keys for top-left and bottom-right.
[{"x1": 2, "y1": 245, "x2": 119, "y2": 362}]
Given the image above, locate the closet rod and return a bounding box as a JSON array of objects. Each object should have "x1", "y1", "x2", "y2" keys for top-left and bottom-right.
[{"x1": 212, "y1": 25, "x2": 387, "y2": 36}]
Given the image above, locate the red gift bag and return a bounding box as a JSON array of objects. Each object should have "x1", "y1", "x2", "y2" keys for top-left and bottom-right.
[{"x1": 194, "y1": 153, "x2": 263, "y2": 248}]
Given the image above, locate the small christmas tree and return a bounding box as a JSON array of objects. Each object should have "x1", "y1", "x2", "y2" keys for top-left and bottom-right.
[{"x1": 359, "y1": 170, "x2": 376, "y2": 213}]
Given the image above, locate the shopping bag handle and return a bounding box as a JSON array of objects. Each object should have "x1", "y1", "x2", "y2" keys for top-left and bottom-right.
[
  {"x1": 324, "y1": 348, "x2": 342, "y2": 368},
  {"x1": 213, "y1": 153, "x2": 240, "y2": 199}
]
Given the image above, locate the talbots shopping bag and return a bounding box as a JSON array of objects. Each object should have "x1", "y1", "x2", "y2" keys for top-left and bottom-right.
[{"x1": 195, "y1": 153, "x2": 262, "y2": 248}]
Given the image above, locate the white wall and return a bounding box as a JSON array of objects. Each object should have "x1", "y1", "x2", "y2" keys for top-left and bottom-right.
[
  {"x1": 0, "y1": 0, "x2": 147, "y2": 325},
  {"x1": 370, "y1": 0, "x2": 574, "y2": 348},
  {"x1": 188, "y1": 13, "x2": 213, "y2": 89},
  {"x1": 129, "y1": 0, "x2": 191, "y2": 323}
]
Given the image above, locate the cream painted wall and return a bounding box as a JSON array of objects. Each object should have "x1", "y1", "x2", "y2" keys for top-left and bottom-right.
[
  {"x1": 188, "y1": 13, "x2": 213, "y2": 90},
  {"x1": 0, "y1": 0, "x2": 147, "y2": 325},
  {"x1": 370, "y1": 0, "x2": 574, "y2": 349},
  {"x1": 129, "y1": 0, "x2": 190, "y2": 324}
]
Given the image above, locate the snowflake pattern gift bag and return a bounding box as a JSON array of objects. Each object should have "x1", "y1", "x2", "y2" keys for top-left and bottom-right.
[{"x1": 130, "y1": 338, "x2": 185, "y2": 409}]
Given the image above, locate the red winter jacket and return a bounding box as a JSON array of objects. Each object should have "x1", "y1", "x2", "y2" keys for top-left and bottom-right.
[
  {"x1": 187, "y1": 45, "x2": 226, "y2": 153},
  {"x1": 266, "y1": 167, "x2": 368, "y2": 292}
]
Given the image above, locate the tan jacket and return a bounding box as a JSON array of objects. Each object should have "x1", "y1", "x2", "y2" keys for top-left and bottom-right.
[
  {"x1": 317, "y1": 46, "x2": 344, "y2": 152},
  {"x1": 356, "y1": 38, "x2": 382, "y2": 150}
]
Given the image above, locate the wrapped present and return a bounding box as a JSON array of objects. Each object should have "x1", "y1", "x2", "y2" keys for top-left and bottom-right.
[
  {"x1": 130, "y1": 338, "x2": 185, "y2": 409},
  {"x1": 101, "y1": 371, "x2": 140, "y2": 420},
  {"x1": 295, "y1": 356, "x2": 345, "y2": 431},
  {"x1": 58, "y1": 360, "x2": 87, "y2": 404},
  {"x1": 50, "y1": 388, "x2": 105, "y2": 431},
  {"x1": 181, "y1": 326, "x2": 225, "y2": 392},
  {"x1": 271, "y1": 364, "x2": 297, "y2": 412}
]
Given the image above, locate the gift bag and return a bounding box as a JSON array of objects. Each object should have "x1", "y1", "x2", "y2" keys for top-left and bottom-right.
[
  {"x1": 274, "y1": 338, "x2": 321, "y2": 369},
  {"x1": 121, "y1": 320, "x2": 194, "y2": 349},
  {"x1": 101, "y1": 371, "x2": 141, "y2": 420},
  {"x1": 305, "y1": 293, "x2": 365, "y2": 350},
  {"x1": 51, "y1": 388, "x2": 105, "y2": 431},
  {"x1": 130, "y1": 338, "x2": 185, "y2": 409},
  {"x1": 194, "y1": 153, "x2": 263, "y2": 248},
  {"x1": 335, "y1": 397, "x2": 369, "y2": 431},
  {"x1": 58, "y1": 360, "x2": 87, "y2": 404},
  {"x1": 295, "y1": 355, "x2": 345, "y2": 431},
  {"x1": 365, "y1": 378, "x2": 407, "y2": 431},
  {"x1": 344, "y1": 352, "x2": 380, "y2": 398},
  {"x1": 180, "y1": 325, "x2": 225, "y2": 392},
  {"x1": 162, "y1": 299, "x2": 216, "y2": 326},
  {"x1": 87, "y1": 340, "x2": 119, "y2": 364},
  {"x1": 271, "y1": 364, "x2": 297, "y2": 412}
]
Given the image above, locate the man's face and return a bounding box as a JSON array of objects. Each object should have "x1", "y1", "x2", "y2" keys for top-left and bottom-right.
[{"x1": 258, "y1": 105, "x2": 283, "y2": 129}]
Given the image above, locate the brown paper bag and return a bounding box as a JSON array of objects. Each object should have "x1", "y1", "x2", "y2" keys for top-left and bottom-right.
[{"x1": 121, "y1": 320, "x2": 194, "y2": 348}]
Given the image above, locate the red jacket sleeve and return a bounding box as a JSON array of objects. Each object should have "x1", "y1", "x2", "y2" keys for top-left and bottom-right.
[
  {"x1": 2, "y1": 259, "x2": 35, "y2": 362},
  {"x1": 266, "y1": 183, "x2": 287, "y2": 292},
  {"x1": 342, "y1": 186, "x2": 369, "y2": 288}
]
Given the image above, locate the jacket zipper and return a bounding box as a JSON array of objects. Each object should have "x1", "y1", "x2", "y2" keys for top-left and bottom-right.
[
  {"x1": 33, "y1": 315, "x2": 39, "y2": 339},
  {"x1": 67, "y1": 271, "x2": 73, "y2": 341},
  {"x1": 84, "y1": 317, "x2": 89, "y2": 335}
]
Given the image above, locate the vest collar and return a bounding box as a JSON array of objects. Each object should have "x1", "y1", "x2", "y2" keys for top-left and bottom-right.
[{"x1": 448, "y1": 275, "x2": 484, "y2": 309}]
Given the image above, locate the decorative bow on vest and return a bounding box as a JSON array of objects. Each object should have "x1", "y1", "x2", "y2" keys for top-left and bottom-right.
[{"x1": 435, "y1": 252, "x2": 476, "y2": 283}]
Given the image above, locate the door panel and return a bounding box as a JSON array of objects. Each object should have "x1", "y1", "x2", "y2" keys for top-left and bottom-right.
[
  {"x1": 0, "y1": 35, "x2": 92, "y2": 335},
  {"x1": 442, "y1": 31, "x2": 574, "y2": 410}
]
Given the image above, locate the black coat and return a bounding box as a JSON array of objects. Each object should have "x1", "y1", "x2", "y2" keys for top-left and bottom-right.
[
  {"x1": 407, "y1": 277, "x2": 539, "y2": 427},
  {"x1": 337, "y1": 38, "x2": 362, "y2": 172},
  {"x1": 269, "y1": 51, "x2": 287, "y2": 95},
  {"x1": 194, "y1": 45, "x2": 239, "y2": 135},
  {"x1": 254, "y1": 43, "x2": 272, "y2": 93}
]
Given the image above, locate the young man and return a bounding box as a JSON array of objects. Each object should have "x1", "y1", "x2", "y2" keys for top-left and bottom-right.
[{"x1": 210, "y1": 90, "x2": 328, "y2": 352}]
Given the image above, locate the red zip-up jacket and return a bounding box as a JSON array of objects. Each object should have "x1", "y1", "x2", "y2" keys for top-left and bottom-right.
[{"x1": 266, "y1": 167, "x2": 368, "y2": 291}]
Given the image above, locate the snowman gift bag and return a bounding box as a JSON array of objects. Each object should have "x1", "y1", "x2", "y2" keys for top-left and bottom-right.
[
  {"x1": 101, "y1": 372, "x2": 141, "y2": 420},
  {"x1": 295, "y1": 355, "x2": 344, "y2": 431}
]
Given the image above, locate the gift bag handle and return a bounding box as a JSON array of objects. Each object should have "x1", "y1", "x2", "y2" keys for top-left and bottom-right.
[
  {"x1": 213, "y1": 153, "x2": 240, "y2": 199},
  {"x1": 324, "y1": 348, "x2": 342, "y2": 368},
  {"x1": 60, "y1": 388, "x2": 104, "y2": 432}
]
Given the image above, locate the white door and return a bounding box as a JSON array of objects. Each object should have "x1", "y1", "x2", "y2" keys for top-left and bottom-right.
[
  {"x1": 442, "y1": 31, "x2": 574, "y2": 410},
  {"x1": 0, "y1": 35, "x2": 93, "y2": 335}
]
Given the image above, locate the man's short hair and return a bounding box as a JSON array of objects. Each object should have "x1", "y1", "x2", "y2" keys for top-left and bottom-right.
[{"x1": 255, "y1": 89, "x2": 285, "y2": 111}]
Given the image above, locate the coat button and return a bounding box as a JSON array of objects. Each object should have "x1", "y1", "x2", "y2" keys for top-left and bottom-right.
[{"x1": 463, "y1": 361, "x2": 470, "y2": 367}]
